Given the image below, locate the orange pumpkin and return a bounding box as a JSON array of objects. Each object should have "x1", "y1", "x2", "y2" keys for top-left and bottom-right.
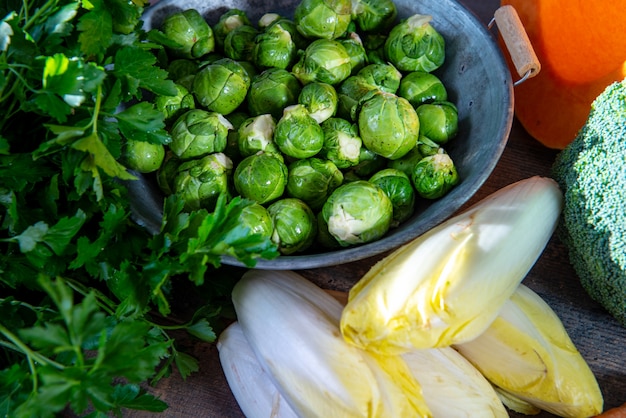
[{"x1": 501, "y1": 0, "x2": 626, "y2": 149}]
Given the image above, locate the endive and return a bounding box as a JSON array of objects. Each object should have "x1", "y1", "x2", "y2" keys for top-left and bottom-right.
[
  {"x1": 340, "y1": 176, "x2": 563, "y2": 353},
  {"x1": 231, "y1": 269, "x2": 432, "y2": 417},
  {"x1": 454, "y1": 284, "x2": 603, "y2": 418}
]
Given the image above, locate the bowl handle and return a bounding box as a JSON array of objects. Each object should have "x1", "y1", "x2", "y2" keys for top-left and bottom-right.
[{"x1": 489, "y1": 5, "x2": 541, "y2": 86}]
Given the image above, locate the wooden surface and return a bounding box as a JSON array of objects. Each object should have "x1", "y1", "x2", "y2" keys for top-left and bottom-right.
[{"x1": 127, "y1": 0, "x2": 626, "y2": 416}]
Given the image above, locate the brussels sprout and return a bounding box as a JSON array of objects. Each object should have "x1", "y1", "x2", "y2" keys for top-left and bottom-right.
[
  {"x1": 123, "y1": 140, "x2": 166, "y2": 174},
  {"x1": 315, "y1": 211, "x2": 341, "y2": 249},
  {"x1": 267, "y1": 198, "x2": 317, "y2": 255},
  {"x1": 336, "y1": 75, "x2": 377, "y2": 121},
  {"x1": 258, "y1": 13, "x2": 282, "y2": 30},
  {"x1": 416, "y1": 101, "x2": 458, "y2": 145},
  {"x1": 369, "y1": 168, "x2": 415, "y2": 226},
  {"x1": 351, "y1": 0, "x2": 397, "y2": 32},
  {"x1": 411, "y1": 149, "x2": 459, "y2": 199},
  {"x1": 252, "y1": 19, "x2": 298, "y2": 70},
  {"x1": 239, "y1": 202, "x2": 274, "y2": 240},
  {"x1": 247, "y1": 68, "x2": 302, "y2": 119},
  {"x1": 319, "y1": 117, "x2": 362, "y2": 169},
  {"x1": 234, "y1": 152, "x2": 288, "y2": 205},
  {"x1": 386, "y1": 145, "x2": 423, "y2": 177},
  {"x1": 286, "y1": 158, "x2": 344, "y2": 210},
  {"x1": 294, "y1": 0, "x2": 352, "y2": 40},
  {"x1": 161, "y1": 9, "x2": 215, "y2": 59},
  {"x1": 322, "y1": 180, "x2": 393, "y2": 246},
  {"x1": 362, "y1": 32, "x2": 387, "y2": 64},
  {"x1": 169, "y1": 109, "x2": 232, "y2": 160},
  {"x1": 223, "y1": 25, "x2": 259, "y2": 61},
  {"x1": 274, "y1": 104, "x2": 325, "y2": 159},
  {"x1": 357, "y1": 63, "x2": 402, "y2": 94},
  {"x1": 384, "y1": 14, "x2": 445, "y2": 73},
  {"x1": 237, "y1": 114, "x2": 281, "y2": 158},
  {"x1": 298, "y1": 82, "x2": 338, "y2": 123},
  {"x1": 348, "y1": 146, "x2": 387, "y2": 178},
  {"x1": 416, "y1": 135, "x2": 441, "y2": 157},
  {"x1": 224, "y1": 111, "x2": 249, "y2": 163},
  {"x1": 167, "y1": 59, "x2": 199, "y2": 83},
  {"x1": 292, "y1": 39, "x2": 352, "y2": 86},
  {"x1": 154, "y1": 83, "x2": 196, "y2": 126},
  {"x1": 192, "y1": 58, "x2": 250, "y2": 115},
  {"x1": 398, "y1": 71, "x2": 448, "y2": 107},
  {"x1": 358, "y1": 90, "x2": 420, "y2": 159},
  {"x1": 213, "y1": 9, "x2": 251, "y2": 49},
  {"x1": 173, "y1": 152, "x2": 233, "y2": 211},
  {"x1": 156, "y1": 152, "x2": 181, "y2": 195},
  {"x1": 339, "y1": 32, "x2": 369, "y2": 74}
]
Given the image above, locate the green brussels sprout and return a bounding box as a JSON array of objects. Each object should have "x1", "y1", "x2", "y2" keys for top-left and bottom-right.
[
  {"x1": 192, "y1": 58, "x2": 250, "y2": 115},
  {"x1": 384, "y1": 14, "x2": 445, "y2": 73},
  {"x1": 415, "y1": 101, "x2": 459, "y2": 145},
  {"x1": 398, "y1": 71, "x2": 448, "y2": 107},
  {"x1": 416, "y1": 135, "x2": 441, "y2": 157},
  {"x1": 239, "y1": 202, "x2": 274, "y2": 240},
  {"x1": 411, "y1": 149, "x2": 459, "y2": 199},
  {"x1": 319, "y1": 117, "x2": 362, "y2": 169},
  {"x1": 358, "y1": 91, "x2": 420, "y2": 160},
  {"x1": 351, "y1": 0, "x2": 397, "y2": 32},
  {"x1": 247, "y1": 68, "x2": 302, "y2": 119},
  {"x1": 292, "y1": 39, "x2": 352, "y2": 86},
  {"x1": 322, "y1": 180, "x2": 393, "y2": 246},
  {"x1": 156, "y1": 152, "x2": 181, "y2": 195},
  {"x1": 386, "y1": 145, "x2": 424, "y2": 177},
  {"x1": 223, "y1": 25, "x2": 259, "y2": 61},
  {"x1": 213, "y1": 9, "x2": 251, "y2": 49},
  {"x1": 315, "y1": 211, "x2": 341, "y2": 249},
  {"x1": 234, "y1": 152, "x2": 288, "y2": 205},
  {"x1": 348, "y1": 146, "x2": 387, "y2": 178},
  {"x1": 274, "y1": 104, "x2": 325, "y2": 159},
  {"x1": 286, "y1": 157, "x2": 344, "y2": 210},
  {"x1": 362, "y1": 32, "x2": 387, "y2": 64},
  {"x1": 237, "y1": 114, "x2": 281, "y2": 158},
  {"x1": 298, "y1": 82, "x2": 338, "y2": 123},
  {"x1": 161, "y1": 9, "x2": 215, "y2": 59},
  {"x1": 258, "y1": 13, "x2": 282, "y2": 30},
  {"x1": 267, "y1": 198, "x2": 317, "y2": 255},
  {"x1": 294, "y1": 0, "x2": 352, "y2": 40},
  {"x1": 224, "y1": 111, "x2": 249, "y2": 164},
  {"x1": 173, "y1": 152, "x2": 233, "y2": 211},
  {"x1": 252, "y1": 19, "x2": 299, "y2": 70},
  {"x1": 167, "y1": 59, "x2": 199, "y2": 83},
  {"x1": 154, "y1": 83, "x2": 196, "y2": 126},
  {"x1": 369, "y1": 168, "x2": 415, "y2": 227},
  {"x1": 123, "y1": 139, "x2": 166, "y2": 174},
  {"x1": 357, "y1": 63, "x2": 402, "y2": 94},
  {"x1": 336, "y1": 75, "x2": 377, "y2": 121},
  {"x1": 339, "y1": 32, "x2": 369, "y2": 74},
  {"x1": 169, "y1": 109, "x2": 232, "y2": 160}
]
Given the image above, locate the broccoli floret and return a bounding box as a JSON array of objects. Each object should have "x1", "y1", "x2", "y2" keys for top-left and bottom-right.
[{"x1": 551, "y1": 79, "x2": 626, "y2": 327}]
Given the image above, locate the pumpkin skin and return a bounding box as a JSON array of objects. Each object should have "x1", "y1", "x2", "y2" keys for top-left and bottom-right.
[{"x1": 501, "y1": 0, "x2": 626, "y2": 149}]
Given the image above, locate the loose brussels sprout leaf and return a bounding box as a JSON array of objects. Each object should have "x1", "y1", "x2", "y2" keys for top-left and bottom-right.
[
  {"x1": 268, "y1": 198, "x2": 317, "y2": 255},
  {"x1": 294, "y1": 0, "x2": 352, "y2": 40},
  {"x1": 298, "y1": 82, "x2": 338, "y2": 123},
  {"x1": 286, "y1": 157, "x2": 344, "y2": 211},
  {"x1": 292, "y1": 39, "x2": 352, "y2": 86},
  {"x1": 192, "y1": 58, "x2": 250, "y2": 115},
  {"x1": 369, "y1": 168, "x2": 415, "y2": 226},
  {"x1": 357, "y1": 63, "x2": 402, "y2": 94},
  {"x1": 274, "y1": 104, "x2": 325, "y2": 159},
  {"x1": 252, "y1": 19, "x2": 299, "y2": 70},
  {"x1": 173, "y1": 152, "x2": 233, "y2": 211},
  {"x1": 213, "y1": 9, "x2": 252, "y2": 49},
  {"x1": 124, "y1": 140, "x2": 166, "y2": 174},
  {"x1": 154, "y1": 83, "x2": 196, "y2": 126},
  {"x1": 416, "y1": 101, "x2": 458, "y2": 145},
  {"x1": 234, "y1": 152, "x2": 288, "y2": 205},
  {"x1": 384, "y1": 14, "x2": 445, "y2": 72},
  {"x1": 358, "y1": 91, "x2": 420, "y2": 159},
  {"x1": 351, "y1": 0, "x2": 397, "y2": 32},
  {"x1": 247, "y1": 68, "x2": 302, "y2": 119},
  {"x1": 339, "y1": 32, "x2": 369, "y2": 75},
  {"x1": 169, "y1": 109, "x2": 232, "y2": 160},
  {"x1": 411, "y1": 149, "x2": 459, "y2": 199},
  {"x1": 239, "y1": 202, "x2": 274, "y2": 240},
  {"x1": 237, "y1": 114, "x2": 281, "y2": 158},
  {"x1": 322, "y1": 180, "x2": 393, "y2": 246},
  {"x1": 161, "y1": 9, "x2": 215, "y2": 59},
  {"x1": 224, "y1": 25, "x2": 259, "y2": 61},
  {"x1": 398, "y1": 71, "x2": 448, "y2": 107},
  {"x1": 319, "y1": 117, "x2": 362, "y2": 169}
]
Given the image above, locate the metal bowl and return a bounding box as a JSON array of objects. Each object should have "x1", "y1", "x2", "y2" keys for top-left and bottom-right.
[{"x1": 136, "y1": 0, "x2": 514, "y2": 269}]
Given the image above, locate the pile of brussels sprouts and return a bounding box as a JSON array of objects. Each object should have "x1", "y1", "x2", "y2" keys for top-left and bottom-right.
[{"x1": 132, "y1": 0, "x2": 462, "y2": 255}]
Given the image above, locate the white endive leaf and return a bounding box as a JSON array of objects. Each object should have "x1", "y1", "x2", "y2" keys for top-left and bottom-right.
[
  {"x1": 454, "y1": 284, "x2": 603, "y2": 418},
  {"x1": 217, "y1": 321, "x2": 298, "y2": 418},
  {"x1": 340, "y1": 176, "x2": 563, "y2": 354},
  {"x1": 232, "y1": 269, "x2": 431, "y2": 418},
  {"x1": 402, "y1": 347, "x2": 508, "y2": 418}
]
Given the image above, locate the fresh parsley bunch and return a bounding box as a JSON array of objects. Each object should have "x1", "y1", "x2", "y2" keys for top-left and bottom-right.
[{"x1": 0, "y1": 1, "x2": 278, "y2": 416}]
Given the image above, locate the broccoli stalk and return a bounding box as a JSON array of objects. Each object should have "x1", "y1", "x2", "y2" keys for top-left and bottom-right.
[{"x1": 551, "y1": 79, "x2": 626, "y2": 327}]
